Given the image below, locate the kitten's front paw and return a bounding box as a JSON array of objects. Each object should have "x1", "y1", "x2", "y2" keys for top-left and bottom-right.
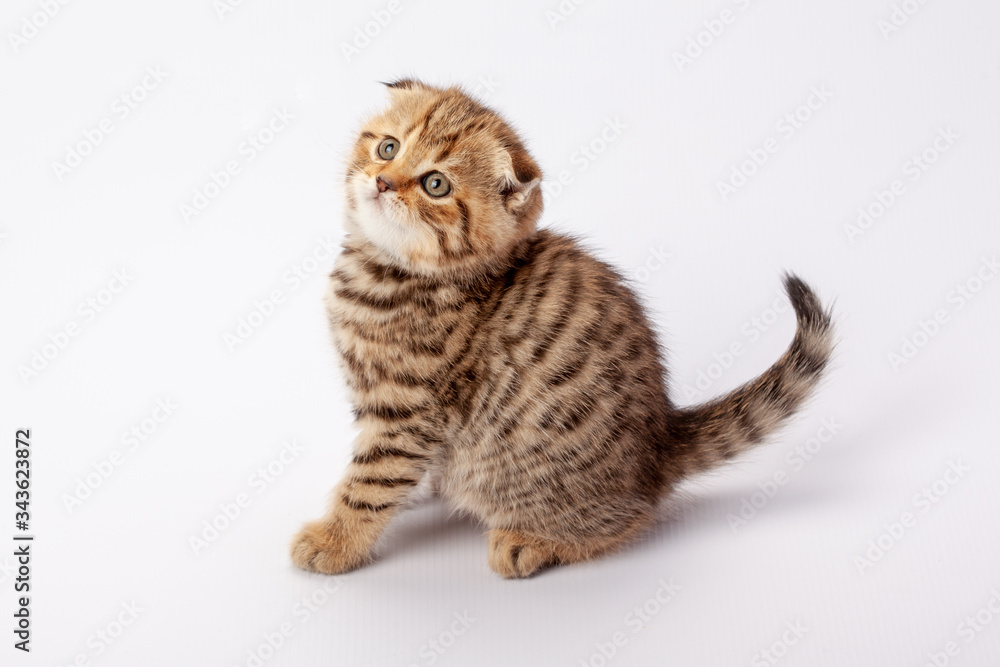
[
  {"x1": 487, "y1": 529, "x2": 556, "y2": 579},
  {"x1": 290, "y1": 519, "x2": 371, "y2": 574}
]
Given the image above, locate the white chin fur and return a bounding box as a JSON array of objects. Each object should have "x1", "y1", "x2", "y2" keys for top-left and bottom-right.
[{"x1": 350, "y1": 181, "x2": 430, "y2": 266}]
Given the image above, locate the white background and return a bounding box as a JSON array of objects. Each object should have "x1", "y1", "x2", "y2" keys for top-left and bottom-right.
[{"x1": 2, "y1": 0, "x2": 999, "y2": 665}]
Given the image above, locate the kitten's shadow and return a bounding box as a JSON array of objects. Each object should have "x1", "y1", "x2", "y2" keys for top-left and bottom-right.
[
  {"x1": 638, "y1": 422, "x2": 890, "y2": 554},
  {"x1": 374, "y1": 467, "x2": 848, "y2": 563},
  {"x1": 373, "y1": 419, "x2": 890, "y2": 565},
  {"x1": 375, "y1": 498, "x2": 485, "y2": 561}
]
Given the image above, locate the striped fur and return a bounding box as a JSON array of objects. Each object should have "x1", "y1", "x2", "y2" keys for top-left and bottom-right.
[{"x1": 290, "y1": 81, "x2": 834, "y2": 578}]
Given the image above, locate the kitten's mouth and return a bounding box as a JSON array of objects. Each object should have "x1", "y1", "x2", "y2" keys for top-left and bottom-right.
[
  {"x1": 366, "y1": 188, "x2": 393, "y2": 217},
  {"x1": 365, "y1": 191, "x2": 403, "y2": 228}
]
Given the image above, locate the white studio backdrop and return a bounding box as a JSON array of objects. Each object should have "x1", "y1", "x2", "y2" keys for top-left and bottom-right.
[{"x1": 2, "y1": 0, "x2": 999, "y2": 665}]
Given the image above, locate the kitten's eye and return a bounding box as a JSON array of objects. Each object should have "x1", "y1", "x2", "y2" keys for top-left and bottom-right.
[
  {"x1": 377, "y1": 137, "x2": 399, "y2": 160},
  {"x1": 422, "y1": 172, "x2": 451, "y2": 198}
]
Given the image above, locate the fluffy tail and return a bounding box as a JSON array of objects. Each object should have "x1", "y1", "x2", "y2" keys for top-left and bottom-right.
[{"x1": 667, "y1": 274, "x2": 834, "y2": 477}]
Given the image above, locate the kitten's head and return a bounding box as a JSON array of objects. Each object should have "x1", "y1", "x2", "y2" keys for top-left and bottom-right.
[{"x1": 344, "y1": 79, "x2": 543, "y2": 279}]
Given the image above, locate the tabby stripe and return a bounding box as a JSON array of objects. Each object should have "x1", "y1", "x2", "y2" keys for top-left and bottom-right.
[
  {"x1": 359, "y1": 131, "x2": 376, "y2": 141},
  {"x1": 577, "y1": 301, "x2": 610, "y2": 348},
  {"x1": 456, "y1": 199, "x2": 473, "y2": 254},
  {"x1": 457, "y1": 247, "x2": 537, "y2": 356},
  {"x1": 341, "y1": 493, "x2": 396, "y2": 513},
  {"x1": 530, "y1": 269, "x2": 582, "y2": 363},
  {"x1": 353, "y1": 403, "x2": 421, "y2": 421},
  {"x1": 434, "y1": 227, "x2": 457, "y2": 260},
  {"x1": 419, "y1": 99, "x2": 446, "y2": 134},
  {"x1": 538, "y1": 390, "x2": 598, "y2": 433},
  {"x1": 440, "y1": 240, "x2": 538, "y2": 374},
  {"x1": 435, "y1": 134, "x2": 460, "y2": 162},
  {"x1": 526, "y1": 264, "x2": 558, "y2": 311},
  {"x1": 344, "y1": 353, "x2": 417, "y2": 389},
  {"x1": 520, "y1": 249, "x2": 571, "y2": 317},
  {"x1": 338, "y1": 346, "x2": 367, "y2": 377},
  {"x1": 409, "y1": 426, "x2": 443, "y2": 446},
  {"x1": 621, "y1": 338, "x2": 640, "y2": 362},
  {"x1": 339, "y1": 317, "x2": 383, "y2": 343},
  {"x1": 597, "y1": 363, "x2": 626, "y2": 394},
  {"x1": 389, "y1": 371, "x2": 430, "y2": 388},
  {"x1": 420, "y1": 201, "x2": 449, "y2": 227},
  {"x1": 463, "y1": 367, "x2": 514, "y2": 427},
  {"x1": 498, "y1": 261, "x2": 554, "y2": 349},
  {"x1": 447, "y1": 363, "x2": 483, "y2": 419},
  {"x1": 600, "y1": 320, "x2": 628, "y2": 352},
  {"x1": 353, "y1": 447, "x2": 428, "y2": 465},
  {"x1": 546, "y1": 352, "x2": 588, "y2": 386},
  {"x1": 407, "y1": 337, "x2": 446, "y2": 356},
  {"x1": 336, "y1": 286, "x2": 415, "y2": 311},
  {"x1": 563, "y1": 441, "x2": 613, "y2": 476},
  {"x1": 496, "y1": 412, "x2": 524, "y2": 441},
  {"x1": 461, "y1": 119, "x2": 488, "y2": 135},
  {"x1": 475, "y1": 371, "x2": 525, "y2": 428},
  {"x1": 355, "y1": 256, "x2": 421, "y2": 285},
  {"x1": 352, "y1": 476, "x2": 419, "y2": 488},
  {"x1": 384, "y1": 423, "x2": 442, "y2": 446}
]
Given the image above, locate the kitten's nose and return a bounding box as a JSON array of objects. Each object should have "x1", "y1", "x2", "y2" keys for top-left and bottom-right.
[{"x1": 376, "y1": 175, "x2": 395, "y2": 193}]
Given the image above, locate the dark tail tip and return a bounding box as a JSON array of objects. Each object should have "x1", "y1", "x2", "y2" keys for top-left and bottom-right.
[{"x1": 782, "y1": 272, "x2": 832, "y2": 332}]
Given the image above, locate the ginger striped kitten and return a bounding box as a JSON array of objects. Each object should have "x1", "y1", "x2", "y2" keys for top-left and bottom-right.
[{"x1": 290, "y1": 79, "x2": 833, "y2": 578}]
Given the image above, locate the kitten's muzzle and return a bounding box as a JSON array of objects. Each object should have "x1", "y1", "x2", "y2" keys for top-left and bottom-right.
[{"x1": 376, "y1": 174, "x2": 396, "y2": 193}]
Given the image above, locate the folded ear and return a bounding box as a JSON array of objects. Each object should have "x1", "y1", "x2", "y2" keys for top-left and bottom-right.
[
  {"x1": 499, "y1": 146, "x2": 542, "y2": 215},
  {"x1": 381, "y1": 78, "x2": 431, "y2": 98}
]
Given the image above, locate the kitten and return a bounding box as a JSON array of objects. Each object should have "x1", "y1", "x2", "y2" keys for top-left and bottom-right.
[{"x1": 291, "y1": 79, "x2": 833, "y2": 578}]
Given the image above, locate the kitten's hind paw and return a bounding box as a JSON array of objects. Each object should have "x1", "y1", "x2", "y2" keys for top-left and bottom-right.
[
  {"x1": 487, "y1": 529, "x2": 558, "y2": 579},
  {"x1": 290, "y1": 519, "x2": 371, "y2": 575}
]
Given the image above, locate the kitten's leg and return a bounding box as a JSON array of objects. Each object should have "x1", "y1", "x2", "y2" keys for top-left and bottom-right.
[
  {"x1": 488, "y1": 528, "x2": 621, "y2": 579},
  {"x1": 487, "y1": 521, "x2": 649, "y2": 579},
  {"x1": 291, "y1": 423, "x2": 436, "y2": 574},
  {"x1": 487, "y1": 529, "x2": 563, "y2": 578}
]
